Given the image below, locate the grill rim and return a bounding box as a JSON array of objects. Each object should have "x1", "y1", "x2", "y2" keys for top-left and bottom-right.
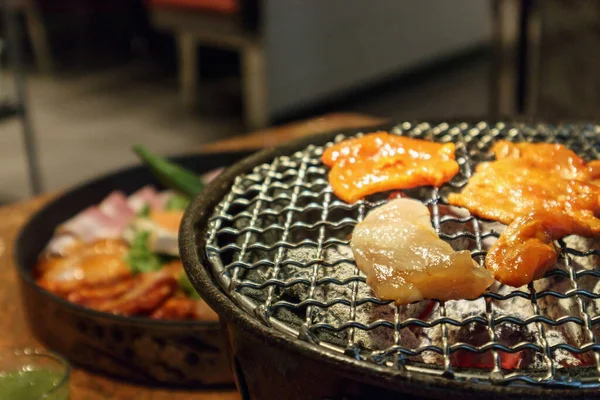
[{"x1": 180, "y1": 118, "x2": 600, "y2": 398}]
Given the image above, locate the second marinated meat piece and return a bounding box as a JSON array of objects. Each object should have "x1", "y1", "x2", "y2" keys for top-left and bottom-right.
[
  {"x1": 448, "y1": 156, "x2": 600, "y2": 287},
  {"x1": 322, "y1": 132, "x2": 459, "y2": 203},
  {"x1": 491, "y1": 141, "x2": 600, "y2": 181},
  {"x1": 447, "y1": 158, "x2": 600, "y2": 226},
  {"x1": 485, "y1": 212, "x2": 594, "y2": 287}
]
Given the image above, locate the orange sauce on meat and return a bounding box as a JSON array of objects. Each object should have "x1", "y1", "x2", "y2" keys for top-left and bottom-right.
[
  {"x1": 449, "y1": 141, "x2": 600, "y2": 287},
  {"x1": 37, "y1": 239, "x2": 131, "y2": 295},
  {"x1": 322, "y1": 132, "x2": 459, "y2": 203},
  {"x1": 492, "y1": 140, "x2": 594, "y2": 181}
]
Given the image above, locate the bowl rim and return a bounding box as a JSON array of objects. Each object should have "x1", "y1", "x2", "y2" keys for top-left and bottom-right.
[
  {"x1": 180, "y1": 118, "x2": 600, "y2": 398},
  {"x1": 14, "y1": 150, "x2": 252, "y2": 329}
]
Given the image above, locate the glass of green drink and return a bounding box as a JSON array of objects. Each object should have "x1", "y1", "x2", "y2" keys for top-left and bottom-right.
[{"x1": 0, "y1": 348, "x2": 70, "y2": 400}]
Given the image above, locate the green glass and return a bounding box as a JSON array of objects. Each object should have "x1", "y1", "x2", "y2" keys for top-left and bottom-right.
[{"x1": 0, "y1": 348, "x2": 70, "y2": 400}]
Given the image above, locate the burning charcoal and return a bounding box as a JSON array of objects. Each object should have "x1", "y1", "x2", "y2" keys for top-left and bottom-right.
[
  {"x1": 450, "y1": 320, "x2": 534, "y2": 370},
  {"x1": 279, "y1": 244, "x2": 426, "y2": 357},
  {"x1": 436, "y1": 205, "x2": 474, "y2": 252},
  {"x1": 414, "y1": 284, "x2": 547, "y2": 370},
  {"x1": 437, "y1": 204, "x2": 506, "y2": 253},
  {"x1": 535, "y1": 272, "x2": 590, "y2": 367},
  {"x1": 562, "y1": 235, "x2": 600, "y2": 364}
]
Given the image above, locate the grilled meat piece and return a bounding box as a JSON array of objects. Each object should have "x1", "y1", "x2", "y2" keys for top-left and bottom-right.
[
  {"x1": 350, "y1": 198, "x2": 494, "y2": 304},
  {"x1": 37, "y1": 239, "x2": 132, "y2": 295},
  {"x1": 36, "y1": 242, "x2": 200, "y2": 318},
  {"x1": 492, "y1": 140, "x2": 600, "y2": 181},
  {"x1": 448, "y1": 145, "x2": 600, "y2": 286},
  {"x1": 485, "y1": 211, "x2": 599, "y2": 287},
  {"x1": 67, "y1": 277, "x2": 136, "y2": 306},
  {"x1": 93, "y1": 269, "x2": 178, "y2": 316},
  {"x1": 322, "y1": 132, "x2": 459, "y2": 203},
  {"x1": 447, "y1": 158, "x2": 600, "y2": 227}
]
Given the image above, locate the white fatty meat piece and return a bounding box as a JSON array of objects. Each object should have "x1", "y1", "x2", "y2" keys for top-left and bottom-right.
[{"x1": 350, "y1": 198, "x2": 494, "y2": 305}]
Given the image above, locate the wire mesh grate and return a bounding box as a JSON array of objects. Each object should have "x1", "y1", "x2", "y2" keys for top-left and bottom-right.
[{"x1": 205, "y1": 121, "x2": 600, "y2": 388}]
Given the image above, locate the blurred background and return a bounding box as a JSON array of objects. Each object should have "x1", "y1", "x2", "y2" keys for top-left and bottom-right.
[{"x1": 0, "y1": 0, "x2": 595, "y2": 202}]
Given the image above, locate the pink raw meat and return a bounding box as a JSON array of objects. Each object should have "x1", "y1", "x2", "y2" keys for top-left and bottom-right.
[
  {"x1": 127, "y1": 185, "x2": 165, "y2": 212},
  {"x1": 100, "y1": 191, "x2": 134, "y2": 231},
  {"x1": 58, "y1": 206, "x2": 123, "y2": 242}
]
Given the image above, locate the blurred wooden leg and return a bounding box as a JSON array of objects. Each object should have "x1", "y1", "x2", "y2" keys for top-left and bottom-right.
[
  {"x1": 242, "y1": 42, "x2": 268, "y2": 130},
  {"x1": 491, "y1": 0, "x2": 541, "y2": 116},
  {"x1": 24, "y1": 0, "x2": 53, "y2": 75},
  {"x1": 177, "y1": 32, "x2": 198, "y2": 107},
  {"x1": 4, "y1": 5, "x2": 43, "y2": 195},
  {"x1": 491, "y1": 0, "x2": 520, "y2": 116}
]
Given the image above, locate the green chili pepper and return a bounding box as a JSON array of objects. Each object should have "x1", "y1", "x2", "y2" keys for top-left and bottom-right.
[{"x1": 133, "y1": 145, "x2": 204, "y2": 197}]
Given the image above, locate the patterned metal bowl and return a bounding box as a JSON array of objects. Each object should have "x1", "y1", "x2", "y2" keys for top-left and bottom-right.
[{"x1": 15, "y1": 151, "x2": 251, "y2": 387}]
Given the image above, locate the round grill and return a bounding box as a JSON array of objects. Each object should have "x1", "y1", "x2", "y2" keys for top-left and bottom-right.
[{"x1": 197, "y1": 121, "x2": 600, "y2": 391}]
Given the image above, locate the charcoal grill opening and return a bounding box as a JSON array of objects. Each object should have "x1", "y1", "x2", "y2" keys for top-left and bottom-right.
[{"x1": 203, "y1": 121, "x2": 600, "y2": 389}]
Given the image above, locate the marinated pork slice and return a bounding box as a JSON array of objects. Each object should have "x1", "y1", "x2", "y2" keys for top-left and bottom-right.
[
  {"x1": 492, "y1": 140, "x2": 600, "y2": 181},
  {"x1": 350, "y1": 198, "x2": 494, "y2": 305},
  {"x1": 36, "y1": 239, "x2": 132, "y2": 295},
  {"x1": 68, "y1": 278, "x2": 136, "y2": 307},
  {"x1": 447, "y1": 158, "x2": 600, "y2": 228},
  {"x1": 485, "y1": 211, "x2": 597, "y2": 287},
  {"x1": 322, "y1": 132, "x2": 459, "y2": 203},
  {"x1": 94, "y1": 269, "x2": 178, "y2": 316},
  {"x1": 448, "y1": 157, "x2": 600, "y2": 287}
]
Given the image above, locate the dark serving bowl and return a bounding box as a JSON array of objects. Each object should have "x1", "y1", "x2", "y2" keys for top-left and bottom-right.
[{"x1": 15, "y1": 150, "x2": 252, "y2": 387}]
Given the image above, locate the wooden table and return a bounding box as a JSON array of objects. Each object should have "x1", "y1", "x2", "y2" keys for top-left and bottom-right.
[{"x1": 0, "y1": 113, "x2": 382, "y2": 399}]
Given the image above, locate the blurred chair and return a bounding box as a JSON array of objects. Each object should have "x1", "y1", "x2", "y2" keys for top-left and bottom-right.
[
  {"x1": 10, "y1": 0, "x2": 54, "y2": 74},
  {"x1": 1, "y1": 1, "x2": 43, "y2": 195},
  {"x1": 147, "y1": 0, "x2": 267, "y2": 129},
  {"x1": 491, "y1": 0, "x2": 541, "y2": 117}
]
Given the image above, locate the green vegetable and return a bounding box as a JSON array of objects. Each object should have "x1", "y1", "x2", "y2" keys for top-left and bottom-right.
[
  {"x1": 137, "y1": 203, "x2": 150, "y2": 217},
  {"x1": 178, "y1": 272, "x2": 201, "y2": 299},
  {"x1": 166, "y1": 193, "x2": 190, "y2": 211},
  {"x1": 0, "y1": 369, "x2": 68, "y2": 400},
  {"x1": 133, "y1": 145, "x2": 204, "y2": 197},
  {"x1": 125, "y1": 231, "x2": 162, "y2": 273}
]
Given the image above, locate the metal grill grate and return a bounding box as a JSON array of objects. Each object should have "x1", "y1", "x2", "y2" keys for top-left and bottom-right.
[{"x1": 205, "y1": 121, "x2": 600, "y2": 388}]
